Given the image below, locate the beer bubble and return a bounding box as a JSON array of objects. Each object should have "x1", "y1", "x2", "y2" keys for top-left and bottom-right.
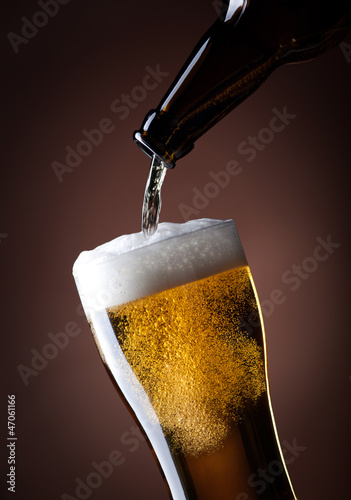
[
  {"x1": 108, "y1": 267, "x2": 266, "y2": 456},
  {"x1": 73, "y1": 219, "x2": 246, "y2": 317}
]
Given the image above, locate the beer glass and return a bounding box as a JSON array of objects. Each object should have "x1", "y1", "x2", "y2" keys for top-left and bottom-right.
[{"x1": 73, "y1": 219, "x2": 297, "y2": 500}]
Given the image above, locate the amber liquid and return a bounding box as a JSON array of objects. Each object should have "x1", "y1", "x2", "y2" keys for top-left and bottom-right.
[{"x1": 91, "y1": 267, "x2": 297, "y2": 499}]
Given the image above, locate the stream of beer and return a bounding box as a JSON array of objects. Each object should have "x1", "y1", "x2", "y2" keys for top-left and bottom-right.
[{"x1": 142, "y1": 155, "x2": 167, "y2": 236}]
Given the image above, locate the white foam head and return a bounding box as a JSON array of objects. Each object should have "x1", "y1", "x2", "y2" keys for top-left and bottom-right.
[{"x1": 73, "y1": 219, "x2": 247, "y2": 319}]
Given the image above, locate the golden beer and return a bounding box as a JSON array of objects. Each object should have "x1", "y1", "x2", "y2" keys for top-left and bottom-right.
[{"x1": 73, "y1": 219, "x2": 297, "y2": 500}]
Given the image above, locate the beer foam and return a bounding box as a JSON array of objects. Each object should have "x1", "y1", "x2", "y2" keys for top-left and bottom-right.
[{"x1": 73, "y1": 219, "x2": 247, "y2": 318}]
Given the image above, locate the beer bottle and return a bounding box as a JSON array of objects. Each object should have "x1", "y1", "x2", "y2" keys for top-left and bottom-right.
[{"x1": 134, "y1": 0, "x2": 351, "y2": 168}]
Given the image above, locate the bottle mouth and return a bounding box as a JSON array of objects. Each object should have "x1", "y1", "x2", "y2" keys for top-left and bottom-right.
[
  {"x1": 133, "y1": 131, "x2": 176, "y2": 169},
  {"x1": 133, "y1": 109, "x2": 195, "y2": 169}
]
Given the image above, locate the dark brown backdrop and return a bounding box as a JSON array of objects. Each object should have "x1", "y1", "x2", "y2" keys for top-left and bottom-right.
[{"x1": 1, "y1": 1, "x2": 351, "y2": 499}]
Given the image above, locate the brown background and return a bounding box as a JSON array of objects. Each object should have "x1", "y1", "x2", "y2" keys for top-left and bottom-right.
[{"x1": 1, "y1": 1, "x2": 351, "y2": 499}]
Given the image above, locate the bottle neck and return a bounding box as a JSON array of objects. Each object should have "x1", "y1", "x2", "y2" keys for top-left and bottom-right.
[{"x1": 134, "y1": 0, "x2": 351, "y2": 168}]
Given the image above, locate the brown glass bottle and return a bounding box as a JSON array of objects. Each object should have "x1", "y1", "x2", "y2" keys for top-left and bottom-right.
[{"x1": 134, "y1": 0, "x2": 351, "y2": 168}]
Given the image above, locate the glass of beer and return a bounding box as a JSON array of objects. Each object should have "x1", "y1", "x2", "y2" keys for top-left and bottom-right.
[{"x1": 73, "y1": 219, "x2": 297, "y2": 500}]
